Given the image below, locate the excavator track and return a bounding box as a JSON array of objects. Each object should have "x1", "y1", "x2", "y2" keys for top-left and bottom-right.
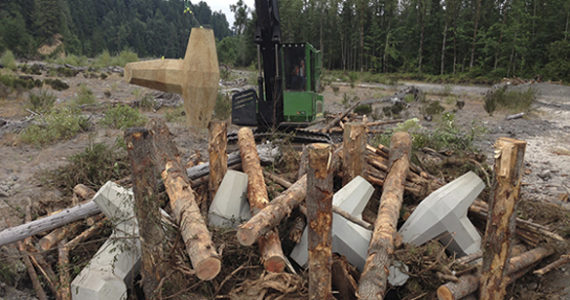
[{"x1": 227, "y1": 128, "x2": 332, "y2": 144}]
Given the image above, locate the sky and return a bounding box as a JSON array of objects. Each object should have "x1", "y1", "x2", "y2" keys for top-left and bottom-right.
[{"x1": 201, "y1": 0, "x2": 255, "y2": 29}]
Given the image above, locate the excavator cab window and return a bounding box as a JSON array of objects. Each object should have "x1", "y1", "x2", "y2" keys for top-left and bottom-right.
[{"x1": 283, "y1": 44, "x2": 306, "y2": 91}]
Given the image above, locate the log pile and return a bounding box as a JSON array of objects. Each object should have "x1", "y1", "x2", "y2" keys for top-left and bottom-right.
[{"x1": 1, "y1": 118, "x2": 568, "y2": 300}]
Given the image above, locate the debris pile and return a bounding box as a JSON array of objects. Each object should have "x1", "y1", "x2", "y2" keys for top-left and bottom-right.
[{"x1": 0, "y1": 117, "x2": 568, "y2": 300}]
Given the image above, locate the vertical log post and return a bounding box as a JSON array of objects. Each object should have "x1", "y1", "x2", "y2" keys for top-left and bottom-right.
[
  {"x1": 208, "y1": 121, "x2": 227, "y2": 202},
  {"x1": 479, "y1": 137, "x2": 526, "y2": 300},
  {"x1": 358, "y1": 132, "x2": 412, "y2": 300},
  {"x1": 150, "y1": 119, "x2": 221, "y2": 280},
  {"x1": 307, "y1": 143, "x2": 334, "y2": 300},
  {"x1": 57, "y1": 239, "x2": 71, "y2": 300},
  {"x1": 342, "y1": 122, "x2": 366, "y2": 185},
  {"x1": 126, "y1": 128, "x2": 166, "y2": 297},
  {"x1": 237, "y1": 127, "x2": 286, "y2": 273}
]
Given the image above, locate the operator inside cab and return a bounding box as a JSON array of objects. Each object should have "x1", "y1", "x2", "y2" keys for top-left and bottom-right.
[{"x1": 285, "y1": 45, "x2": 307, "y2": 91}]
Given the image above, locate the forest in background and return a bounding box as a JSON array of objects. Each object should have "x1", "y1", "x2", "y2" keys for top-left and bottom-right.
[{"x1": 1, "y1": 0, "x2": 569, "y2": 82}]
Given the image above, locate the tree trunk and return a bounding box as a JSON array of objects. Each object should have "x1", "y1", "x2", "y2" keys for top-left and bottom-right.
[
  {"x1": 479, "y1": 138, "x2": 527, "y2": 300},
  {"x1": 343, "y1": 122, "x2": 366, "y2": 185},
  {"x1": 438, "y1": 247, "x2": 554, "y2": 300},
  {"x1": 238, "y1": 127, "x2": 286, "y2": 273},
  {"x1": 441, "y1": 22, "x2": 448, "y2": 75},
  {"x1": 208, "y1": 121, "x2": 227, "y2": 203},
  {"x1": 307, "y1": 143, "x2": 334, "y2": 300},
  {"x1": 237, "y1": 175, "x2": 307, "y2": 246},
  {"x1": 470, "y1": 0, "x2": 482, "y2": 68},
  {"x1": 418, "y1": 0, "x2": 425, "y2": 73},
  {"x1": 358, "y1": 132, "x2": 411, "y2": 300},
  {"x1": 150, "y1": 119, "x2": 221, "y2": 281},
  {"x1": 126, "y1": 128, "x2": 166, "y2": 297}
]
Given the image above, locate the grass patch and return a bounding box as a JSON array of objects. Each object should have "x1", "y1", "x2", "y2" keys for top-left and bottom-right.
[
  {"x1": 20, "y1": 106, "x2": 90, "y2": 145},
  {"x1": 74, "y1": 84, "x2": 96, "y2": 105},
  {"x1": 93, "y1": 49, "x2": 138, "y2": 68},
  {"x1": 0, "y1": 50, "x2": 17, "y2": 71},
  {"x1": 354, "y1": 104, "x2": 372, "y2": 115},
  {"x1": 214, "y1": 93, "x2": 231, "y2": 120},
  {"x1": 44, "y1": 78, "x2": 69, "y2": 91},
  {"x1": 41, "y1": 142, "x2": 129, "y2": 194},
  {"x1": 164, "y1": 105, "x2": 186, "y2": 122},
  {"x1": 484, "y1": 86, "x2": 536, "y2": 115},
  {"x1": 28, "y1": 89, "x2": 56, "y2": 113},
  {"x1": 101, "y1": 104, "x2": 147, "y2": 129},
  {"x1": 372, "y1": 113, "x2": 486, "y2": 153}
]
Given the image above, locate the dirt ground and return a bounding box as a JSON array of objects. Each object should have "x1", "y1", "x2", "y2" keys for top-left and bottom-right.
[{"x1": 0, "y1": 64, "x2": 568, "y2": 299}]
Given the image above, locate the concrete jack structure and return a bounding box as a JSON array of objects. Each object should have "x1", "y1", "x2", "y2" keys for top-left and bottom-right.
[
  {"x1": 399, "y1": 171, "x2": 485, "y2": 256},
  {"x1": 208, "y1": 170, "x2": 251, "y2": 227},
  {"x1": 71, "y1": 182, "x2": 141, "y2": 300},
  {"x1": 290, "y1": 176, "x2": 374, "y2": 271}
]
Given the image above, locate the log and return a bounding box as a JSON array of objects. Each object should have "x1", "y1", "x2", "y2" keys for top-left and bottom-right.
[
  {"x1": 27, "y1": 244, "x2": 58, "y2": 295},
  {"x1": 18, "y1": 242, "x2": 47, "y2": 300},
  {"x1": 208, "y1": 121, "x2": 227, "y2": 202},
  {"x1": 479, "y1": 137, "x2": 526, "y2": 300},
  {"x1": 150, "y1": 119, "x2": 220, "y2": 281},
  {"x1": 263, "y1": 170, "x2": 294, "y2": 189},
  {"x1": 332, "y1": 206, "x2": 373, "y2": 231},
  {"x1": 343, "y1": 122, "x2": 366, "y2": 185},
  {"x1": 365, "y1": 119, "x2": 404, "y2": 127},
  {"x1": 358, "y1": 132, "x2": 411, "y2": 300},
  {"x1": 307, "y1": 143, "x2": 334, "y2": 300},
  {"x1": 65, "y1": 220, "x2": 105, "y2": 251},
  {"x1": 238, "y1": 127, "x2": 286, "y2": 273},
  {"x1": 73, "y1": 184, "x2": 96, "y2": 200},
  {"x1": 0, "y1": 201, "x2": 100, "y2": 247},
  {"x1": 57, "y1": 240, "x2": 71, "y2": 300},
  {"x1": 321, "y1": 101, "x2": 361, "y2": 133},
  {"x1": 298, "y1": 145, "x2": 309, "y2": 179},
  {"x1": 332, "y1": 254, "x2": 359, "y2": 300},
  {"x1": 126, "y1": 128, "x2": 166, "y2": 297},
  {"x1": 533, "y1": 254, "x2": 570, "y2": 276},
  {"x1": 437, "y1": 247, "x2": 554, "y2": 300},
  {"x1": 237, "y1": 175, "x2": 307, "y2": 246}
]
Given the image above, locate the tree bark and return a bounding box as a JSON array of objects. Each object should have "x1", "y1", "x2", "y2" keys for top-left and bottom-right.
[
  {"x1": 438, "y1": 247, "x2": 554, "y2": 300},
  {"x1": 441, "y1": 22, "x2": 448, "y2": 75},
  {"x1": 343, "y1": 122, "x2": 366, "y2": 185},
  {"x1": 150, "y1": 119, "x2": 221, "y2": 281},
  {"x1": 237, "y1": 175, "x2": 307, "y2": 246},
  {"x1": 479, "y1": 137, "x2": 526, "y2": 300},
  {"x1": 126, "y1": 128, "x2": 166, "y2": 297},
  {"x1": 238, "y1": 127, "x2": 286, "y2": 273},
  {"x1": 57, "y1": 240, "x2": 71, "y2": 300},
  {"x1": 470, "y1": 0, "x2": 482, "y2": 68},
  {"x1": 307, "y1": 143, "x2": 334, "y2": 300},
  {"x1": 358, "y1": 132, "x2": 411, "y2": 300},
  {"x1": 208, "y1": 121, "x2": 227, "y2": 202},
  {"x1": 418, "y1": 0, "x2": 426, "y2": 72}
]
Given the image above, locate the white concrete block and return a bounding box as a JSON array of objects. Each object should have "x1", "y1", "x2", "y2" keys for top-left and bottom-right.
[
  {"x1": 398, "y1": 171, "x2": 484, "y2": 257},
  {"x1": 72, "y1": 182, "x2": 141, "y2": 300},
  {"x1": 290, "y1": 176, "x2": 374, "y2": 271},
  {"x1": 208, "y1": 170, "x2": 251, "y2": 227}
]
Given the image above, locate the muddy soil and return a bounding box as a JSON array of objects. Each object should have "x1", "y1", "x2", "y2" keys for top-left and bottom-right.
[{"x1": 0, "y1": 64, "x2": 568, "y2": 298}]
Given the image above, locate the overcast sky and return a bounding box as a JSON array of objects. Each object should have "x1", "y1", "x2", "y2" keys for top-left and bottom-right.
[{"x1": 201, "y1": 0, "x2": 255, "y2": 28}]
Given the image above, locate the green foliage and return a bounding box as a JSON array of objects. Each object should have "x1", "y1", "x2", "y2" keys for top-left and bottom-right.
[
  {"x1": 28, "y1": 89, "x2": 56, "y2": 113},
  {"x1": 20, "y1": 106, "x2": 90, "y2": 145},
  {"x1": 542, "y1": 40, "x2": 570, "y2": 82},
  {"x1": 74, "y1": 84, "x2": 96, "y2": 105},
  {"x1": 92, "y1": 49, "x2": 138, "y2": 68},
  {"x1": 54, "y1": 54, "x2": 89, "y2": 66},
  {"x1": 101, "y1": 105, "x2": 147, "y2": 129},
  {"x1": 423, "y1": 101, "x2": 445, "y2": 116},
  {"x1": 44, "y1": 78, "x2": 69, "y2": 91},
  {"x1": 484, "y1": 86, "x2": 536, "y2": 115},
  {"x1": 43, "y1": 142, "x2": 129, "y2": 193},
  {"x1": 373, "y1": 114, "x2": 485, "y2": 153},
  {"x1": 214, "y1": 93, "x2": 231, "y2": 120},
  {"x1": 0, "y1": 50, "x2": 17, "y2": 70}
]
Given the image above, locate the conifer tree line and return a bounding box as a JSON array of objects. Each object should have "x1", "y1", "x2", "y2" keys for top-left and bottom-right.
[{"x1": 1, "y1": 0, "x2": 568, "y2": 81}]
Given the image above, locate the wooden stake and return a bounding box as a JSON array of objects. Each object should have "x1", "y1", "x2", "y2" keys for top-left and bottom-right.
[
  {"x1": 57, "y1": 240, "x2": 71, "y2": 300},
  {"x1": 237, "y1": 175, "x2": 307, "y2": 246},
  {"x1": 438, "y1": 247, "x2": 554, "y2": 300},
  {"x1": 342, "y1": 122, "x2": 366, "y2": 185},
  {"x1": 533, "y1": 254, "x2": 570, "y2": 276},
  {"x1": 150, "y1": 119, "x2": 221, "y2": 281},
  {"x1": 358, "y1": 132, "x2": 411, "y2": 300},
  {"x1": 237, "y1": 127, "x2": 286, "y2": 273},
  {"x1": 306, "y1": 143, "x2": 334, "y2": 300},
  {"x1": 126, "y1": 128, "x2": 166, "y2": 297},
  {"x1": 208, "y1": 121, "x2": 227, "y2": 203},
  {"x1": 479, "y1": 137, "x2": 526, "y2": 300}
]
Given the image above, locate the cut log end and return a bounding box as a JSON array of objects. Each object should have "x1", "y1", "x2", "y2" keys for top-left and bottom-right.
[
  {"x1": 264, "y1": 256, "x2": 286, "y2": 273},
  {"x1": 236, "y1": 227, "x2": 256, "y2": 246},
  {"x1": 436, "y1": 286, "x2": 454, "y2": 300},
  {"x1": 196, "y1": 257, "x2": 222, "y2": 281}
]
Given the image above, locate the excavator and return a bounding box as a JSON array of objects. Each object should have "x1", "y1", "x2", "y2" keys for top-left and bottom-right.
[{"x1": 230, "y1": 0, "x2": 330, "y2": 143}]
